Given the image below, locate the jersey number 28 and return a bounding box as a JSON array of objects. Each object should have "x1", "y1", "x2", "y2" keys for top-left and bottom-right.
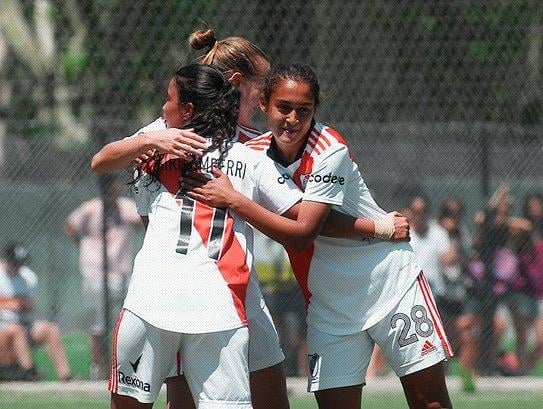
[{"x1": 390, "y1": 305, "x2": 434, "y2": 348}]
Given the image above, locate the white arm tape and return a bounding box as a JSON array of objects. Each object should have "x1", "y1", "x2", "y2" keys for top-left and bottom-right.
[{"x1": 373, "y1": 212, "x2": 395, "y2": 240}]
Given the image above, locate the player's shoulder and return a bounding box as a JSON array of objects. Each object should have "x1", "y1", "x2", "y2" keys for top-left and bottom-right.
[
  {"x1": 222, "y1": 141, "x2": 261, "y2": 168},
  {"x1": 236, "y1": 124, "x2": 262, "y2": 143},
  {"x1": 307, "y1": 123, "x2": 349, "y2": 156},
  {"x1": 138, "y1": 118, "x2": 167, "y2": 134},
  {"x1": 244, "y1": 131, "x2": 273, "y2": 153}
]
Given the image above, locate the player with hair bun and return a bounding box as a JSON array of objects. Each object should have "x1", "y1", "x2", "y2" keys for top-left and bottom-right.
[{"x1": 165, "y1": 29, "x2": 411, "y2": 409}]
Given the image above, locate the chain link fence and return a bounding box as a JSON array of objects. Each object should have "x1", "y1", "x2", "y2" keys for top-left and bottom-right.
[{"x1": 0, "y1": 0, "x2": 542, "y2": 395}]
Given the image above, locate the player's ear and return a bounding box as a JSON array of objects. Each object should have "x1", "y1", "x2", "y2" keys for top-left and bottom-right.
[
  {"x1": 183, "y1": 102, "x2": 194, "y2": 121},
  {"x1": 227, "y1": 71, "x2": 242, "y2": 85},
  {"x1": 259, "y1": 97, "x2": 267, "y2": 113}
]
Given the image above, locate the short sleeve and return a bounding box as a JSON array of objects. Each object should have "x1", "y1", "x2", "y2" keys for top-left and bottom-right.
[
  {"x1": 20, "y1": 267, "x2": 38, "y2": 299},
  {"x1": 303, "y1": 144, "x2": 351, "y2": 205},
  {"x1": 131, "y1": 172, "x2": 153, "y2": 216}
]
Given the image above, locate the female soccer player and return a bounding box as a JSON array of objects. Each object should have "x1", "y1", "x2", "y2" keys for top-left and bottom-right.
[
  {"x1": 93, "y1": 28, "x2": 410, "y2": 409},
  {"x1": 93, "y1": 63, "x2": 309, "y2": 409},
  {"x1": 184, "y1": 62, "x2": 454, "y2": 409}
]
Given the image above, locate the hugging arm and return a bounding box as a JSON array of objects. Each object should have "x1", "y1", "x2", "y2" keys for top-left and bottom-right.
[
  {"x1": 90, "y1": 128, "x2": 207, "y2": 173},
  {"x1": 284, "y1": 205, "x2": 409, "y2": 241},
  {"x1": 184, "y1": 168, "x2": 409, "y2": 251}
]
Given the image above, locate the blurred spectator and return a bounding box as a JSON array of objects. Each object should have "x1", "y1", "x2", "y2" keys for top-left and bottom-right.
[
  {"x1": 519, "y1": 192, "x2": 543, "y2": 372},
  {"x1": 489, "y1": 218, "x2": 538, "y2": 375},
  {"x1": 64, "y1": 174, "x2": 141, "y2": 379},
  {"x1": 253, "y1": 230, "x2": 307, "y2": 377},
  {"x1": 437, "y1": 198, "x2": 473, "y2": 359},
  {"x1": 495, "y1": 218, "x2": 541, "y2": 375},
  {"x1": 408, "y1": 195, "x2": 459, "y2": 330},
  {"x1": 523, "y1": 192, "x2": 543, "y2": 239},
  {"x1": 466, "y1": 184, "x2": 512, "y2": 375},
  {"x1": 0, "y1": 243, "x2": 71, "y2": 381},
  {"x1": 518, "y1": 219, "x2": 543, "y2": 372},
  {"x1": 467, "y1": 184, "x2": 541, "y2": 376}
]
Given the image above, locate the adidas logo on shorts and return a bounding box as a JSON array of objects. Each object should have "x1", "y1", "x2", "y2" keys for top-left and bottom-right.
[{"x1": 421, "y1": 340, "x2": 437, "y2": 356}]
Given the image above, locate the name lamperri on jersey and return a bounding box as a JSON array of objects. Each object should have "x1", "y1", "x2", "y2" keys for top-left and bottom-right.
[{"x1": 200, "y1": 155, "x2": 247, "y2": 180}]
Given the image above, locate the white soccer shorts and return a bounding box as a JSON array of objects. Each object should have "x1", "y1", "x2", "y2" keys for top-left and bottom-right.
[
  {"x1": 306, "y1": 272, "x2": 453, "y2": 392},
  {"x1": 109, "y1": 309, "x2": 252, "y2": 408},
  {"x1": 167, "y1": 298, "x2": 285, "y2": 378}
]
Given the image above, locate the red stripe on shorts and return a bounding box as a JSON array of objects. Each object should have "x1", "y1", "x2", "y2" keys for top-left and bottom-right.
[
  {"x1": 108, "y1": 308, "x2": 125, "y2": 393},
  {"x1": 417, "y1": 273, "x2": 454, "y2": 357}
]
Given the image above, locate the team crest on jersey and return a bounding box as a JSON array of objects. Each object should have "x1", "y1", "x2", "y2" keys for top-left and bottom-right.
[{"x1": 308, "y1": 353, "x2": 321, "y2": 379}]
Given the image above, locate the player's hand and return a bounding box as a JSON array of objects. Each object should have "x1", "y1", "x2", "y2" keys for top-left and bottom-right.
[
  {"x1": 390, "y1": 211, "x2": 410, "y2": 241},
  {"x1": 144, "y1": 128, "x2": 207, "y2": 161},
  {"x1": 131, "y1": 149, "x2": 156, "y2": 166},
  {"x1": 183, "y1": 167, "x2": 237, "y2": 208}
]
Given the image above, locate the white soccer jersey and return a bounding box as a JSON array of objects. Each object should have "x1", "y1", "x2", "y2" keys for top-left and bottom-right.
[
  {"x1": 125, "y1": 125, "x2": 302, "y2": 334},
  {"x1": 246, "y1": 123, "x2": 422, "y2": 335}
]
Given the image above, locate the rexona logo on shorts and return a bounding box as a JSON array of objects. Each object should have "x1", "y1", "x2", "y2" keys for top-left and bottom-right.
[{"x1": 118, "y1": 371, "x2": 151, "y2": 392}]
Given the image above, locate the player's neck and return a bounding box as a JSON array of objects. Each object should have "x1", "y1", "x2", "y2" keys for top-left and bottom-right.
[
  {"x1": 238, "y1": 101, "x2": 262, "y2": 129},
  {"x1": 236, "y1": 114, "x2": 253, "y2": 129}
]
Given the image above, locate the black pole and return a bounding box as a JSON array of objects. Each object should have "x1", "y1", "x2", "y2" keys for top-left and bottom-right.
[
  {"x1": 478, "y1": 126, "x2": 496, "y2": 375},
  {"x1": 96, "y1": 125, "x2": 111, "y2": 378}
]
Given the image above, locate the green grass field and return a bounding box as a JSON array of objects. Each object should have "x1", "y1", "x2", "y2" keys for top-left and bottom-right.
[
  {"x1": 15, "y1": 330, "x2": 541, "y2": 409},
  {"x1": 0, "y1": 392, "x2": 542, "y2": 409},
  {"x1": 31, "y1": 331, "x2": 543, "y2": 380}
]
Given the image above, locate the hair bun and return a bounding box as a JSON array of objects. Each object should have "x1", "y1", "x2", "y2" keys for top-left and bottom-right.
[{"x1": 189, "y1": 29, "x2": 217, "y2": 50}]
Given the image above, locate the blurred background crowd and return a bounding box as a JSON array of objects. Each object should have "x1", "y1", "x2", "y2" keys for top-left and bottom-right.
[{"x1": 0, "y1": 0, "x2": 542, "y2": 387}]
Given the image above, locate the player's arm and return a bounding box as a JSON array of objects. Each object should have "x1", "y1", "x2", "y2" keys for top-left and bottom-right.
[
  {"x1": 186, "y1": 167, "x2": 397, "y2": 250},
  {"x1": 283, "y1": 204, "x2": 409, "y2": 241},
  {"x1": 184, "y1": 168, "x2": 327, "y2": 250},
  {"x1": 63, "y1": 219, "x2": 78, "y2": 242},
  {"x1": 91, "y1": 128, "x2": 207, "y2": 173},
  {"x1": 64, "y1": 205, "x2": 87, "y2": 242}
]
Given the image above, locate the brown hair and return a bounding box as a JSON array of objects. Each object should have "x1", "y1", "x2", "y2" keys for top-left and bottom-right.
[{"x1": 189, "y1": 28, "x2": 269, "y2": 79}]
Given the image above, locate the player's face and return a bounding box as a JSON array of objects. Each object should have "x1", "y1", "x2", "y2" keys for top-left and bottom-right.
[
  {"x1": 261, "y1": 78, "x2": 315, "y2": 160},
  {"x1": 238, "y1": 57, "x2": 270, "y2": 122},
  {"x1": 162, "y1": 78, "x2": 191, "y2": 128}
]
